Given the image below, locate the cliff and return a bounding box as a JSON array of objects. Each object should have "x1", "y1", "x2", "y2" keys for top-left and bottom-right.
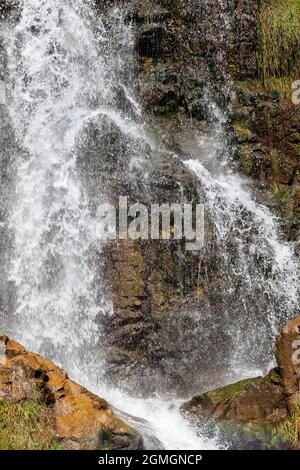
[{"x1": 94, "y1": 0, "x2": 300, "y2": 396}]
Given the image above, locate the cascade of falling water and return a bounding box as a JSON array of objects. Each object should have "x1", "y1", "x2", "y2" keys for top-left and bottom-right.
[
  {"x1": 3, "y1": 0, "x2": 297, "y2": 450},
  {"x1": 3, "y1": 0, "x2": 114, "y2": 378},
  {"x1": 185, "y1": 94, "x2": 300, "y2": 377},
  {"x1": 1, "y1": 0, "x2": 216, "y2": 450},
  {"x1": 175, "y1": 0, "x2": 300, "y2": 378}
]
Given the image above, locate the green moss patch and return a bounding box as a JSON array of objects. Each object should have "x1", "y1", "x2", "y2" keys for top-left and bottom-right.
[{"x1": 204, "y1": 378, "x2": 255, "y2": 406}]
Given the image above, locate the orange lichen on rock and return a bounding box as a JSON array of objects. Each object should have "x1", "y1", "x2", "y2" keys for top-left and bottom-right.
[{"x1": 0, "y1": 333, "x2": 143, "y2": 450}]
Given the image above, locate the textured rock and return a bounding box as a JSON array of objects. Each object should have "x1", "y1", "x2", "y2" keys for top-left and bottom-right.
[
  {"x1": 231, "y1": 84, "x2": 300, "y2": 240},
  {"x1": 88, "y1": 0, "x2": 284, "y2": 395},
  {"x1": 0, "y1": 334, "x2": 143, "y2": 450},
  {"x1": 275, "y1": 316, "x2": 300, "y2": 412},
  {"x1": 182, "y1": 371, "x2": 287, "y2": 426},
  {"x1": 182, "y1": 317, "x2": 300, "y2": 449},
  {"x1": 227, "y1": 0, "x2": 259, "y2": 80},
  {"x1": 0, "y1": 0, "x2": 20, "y2": 20}
]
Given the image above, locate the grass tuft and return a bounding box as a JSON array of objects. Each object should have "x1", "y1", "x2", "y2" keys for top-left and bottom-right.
[
  {"x1": 258, "y1": 0, "x2": 300, "y2": 82},
  {"x1": 0, "y1": 388, "x2": 61, "y2": 450},
  {"x1": 272, "y1": 409, "x2": 300, "y2": 448}
]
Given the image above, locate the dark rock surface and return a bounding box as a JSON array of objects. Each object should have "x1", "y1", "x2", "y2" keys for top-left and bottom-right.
[
  {"x1": 88, "y1": 1, "x2": 300, "y2": 395},
  {"x1": 231, "y1": 84, "x2": 300, "y2": 241}
]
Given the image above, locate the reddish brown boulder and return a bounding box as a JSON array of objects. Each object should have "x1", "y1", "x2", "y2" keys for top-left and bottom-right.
[{"x1": 0, "y1": 334, "x2": 143, "y2": 450}]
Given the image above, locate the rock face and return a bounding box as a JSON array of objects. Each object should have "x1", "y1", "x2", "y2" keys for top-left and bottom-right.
[
  {"x1": 275, "y1": 316, "x2": 300, "y2": 412},
  {"x1": 134, "y1": 0, "x2": 259, "y2": 115},
  {"x1": 182, "y1": 317, "x2": 300, "y2": 449},
  {"x1": 231, "y1": 83, "x2": 300, "y2": 241},
  {"x1": 89, "y1": 0, "x2": 300, "y2": 395},
  {"x1": 0, "y1": 334, "x2": 143, "y2": 450},
  {"x1": 89, "y1": 0, "x2": 251, "y2": 395}
]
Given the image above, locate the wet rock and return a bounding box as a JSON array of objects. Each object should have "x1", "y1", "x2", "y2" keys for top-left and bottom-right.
[
  {"x1": 0, "y1": 334, "x2": 143, "y2": 450},
  {"x1": 182, "y1": 317, "x2": 300, "y2": 449},
  {"x1": 136, "y1": 24, "x2": 164, "y2": 60},
  {"x1": 227, "y1": 0, "x2": 259, "y2": 80},
  {"x1": 0, "y1": 0, "x2": 20, "y2": 20},
  {"x1": 182, "y1": 372, "x2": 287, "y2": 426},
  {"x1": 87, "y1": 0, "x2": 300, "y2": 397}
]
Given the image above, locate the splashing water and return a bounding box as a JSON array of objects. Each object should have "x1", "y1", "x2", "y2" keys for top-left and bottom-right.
[
  {"x1": 185, "y1": 97, "x2": 300, "y2": 374},
  {"x1": 2, "y1": 0, "x2": 299, "y2": 451},
  {"x1": 3, "y1": 0, "x2": 113, "y2": 371},
  {"x1": 102, "y1": 387, "x2": 218, "y2": 451},
  {"x1": 1, "y1": 0, "x2": 216, "y2": 450}
]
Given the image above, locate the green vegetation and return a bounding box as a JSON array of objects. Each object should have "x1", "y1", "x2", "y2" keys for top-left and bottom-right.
[
  {"x1": 270, "y1": 404, "x2": 300, "y2": 448},
  {"x1": 0, "y1": 389, "x2": 62, "y2": 450},
  {"x1": 261, "y1": 76, "x2": 293, "y2": 95},
  {"x1": 237, "y1": 77, "x2": 292, "y2": 94},
  {"x1": 203, "y1": 378, "x2": 255, "y2": 406},
  {"x1": 259, "y1": 0, "x2": 300, "y2": 83},
  {"x1": 236, "y1": 77, "x2": 293, "y2": 99}
]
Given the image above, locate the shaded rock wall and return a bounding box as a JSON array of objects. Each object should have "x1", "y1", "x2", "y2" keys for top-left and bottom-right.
[
  {"x1": 231, "y1": 83, "x2": 300, "y2": 241},
  {"x1": 135, "y1": 0, "x2": 259, "y2": 117},
  {"x1": 92, "y1": 0, "x2": 298, "y2": 395}
]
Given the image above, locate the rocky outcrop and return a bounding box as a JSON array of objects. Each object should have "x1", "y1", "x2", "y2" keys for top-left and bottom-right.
[
  {"x1": 0, "y1": 334, "x2": 143, "y2": 450},
  {"x1": 229, "y1": 1, "x2": 300, "y2": 241},
  {"x1": 275, "y1": 316, "x2": 300, "y2": 412},
  {"x1": 231, "y1": 83, "x2": 300, "y2": 241},
  {"x1": 182, "y1": 316, "x2": 300, "y2": 449}
]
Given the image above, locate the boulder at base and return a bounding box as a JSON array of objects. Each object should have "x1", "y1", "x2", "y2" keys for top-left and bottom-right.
[
  {"x1": 181, "y1": 316, "x2": 300, "y2": 449},
  {"x1": 0, "y1": 333, "x2": 143, "y2": 450}
]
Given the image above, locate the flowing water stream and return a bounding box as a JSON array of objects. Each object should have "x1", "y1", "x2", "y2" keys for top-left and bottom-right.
[
  {"x1": 185, "y1": 98, "x2": 300, "y2": 375},
  {"x1": 0, "y1": 0, "x2": 216, "y2": 450},
  {"x1": 0, "y1": 0, "x2": 299, "y2": 450}
]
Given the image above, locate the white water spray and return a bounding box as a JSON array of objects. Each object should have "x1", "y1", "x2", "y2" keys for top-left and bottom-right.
[
  {"x1": 2, "y1": 0, "x2": 215, "y2": 450},
  {"x1": 3, "y1": 0, "x2": 113, "y2": 373},
  {"x1": 185, "y1": 97, "x2": 300, "y2": 374}
]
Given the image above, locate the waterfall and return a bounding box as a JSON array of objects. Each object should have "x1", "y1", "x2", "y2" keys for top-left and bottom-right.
[
  {"x1": 1, "y1": 0, "x2": 215, "y2": 450},
  {"x1": 2, "y1": 0, "x2": 114, "y2": 378},
  {"x1": 2, "y1": 0, "x2": 299, "y2": 451},
  {"x1": 185, "y1": 95, "x2": 300, "y2": 376}
]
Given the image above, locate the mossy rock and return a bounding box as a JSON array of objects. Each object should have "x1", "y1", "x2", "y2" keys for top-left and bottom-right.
[
  {"x1": 182, "y1": 368, "x2": 300, "y2": 449},
  {"x1": 203, "y1": 378, "x2": 256, "y2": 406},
  {"x1": 233, "y1": 124, "x2": 253, "y2": 144}
]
